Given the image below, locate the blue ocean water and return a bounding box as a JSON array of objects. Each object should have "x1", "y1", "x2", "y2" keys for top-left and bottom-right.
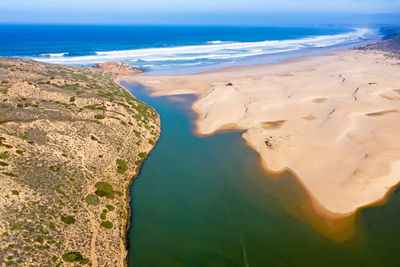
[{"x1": 0, "y1": 25, "x2": 377, "y2": 72}]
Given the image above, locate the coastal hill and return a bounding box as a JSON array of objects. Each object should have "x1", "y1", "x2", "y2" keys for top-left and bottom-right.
[{"x1": 0, "y1": 58, "x2": 160, "y2": 265}]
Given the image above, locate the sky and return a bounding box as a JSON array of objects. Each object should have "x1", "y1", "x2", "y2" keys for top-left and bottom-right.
[{"x1": 0, "y1": 0, "x2": 399, "y2": 25}]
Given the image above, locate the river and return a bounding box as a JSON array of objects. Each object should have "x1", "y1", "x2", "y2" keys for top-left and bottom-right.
[{"x1": 123, "y1": 81, "x2": 400, "y2": 267}]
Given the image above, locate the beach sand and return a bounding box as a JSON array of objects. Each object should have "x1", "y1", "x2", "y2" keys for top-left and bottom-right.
[{"x1": 124, "y1": 49, "x2": 400, "y2": 228}]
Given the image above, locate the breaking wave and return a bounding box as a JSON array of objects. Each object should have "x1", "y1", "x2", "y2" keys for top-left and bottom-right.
[{"x1": 33, "y1": 28, "x2": 373, "y2": 69}]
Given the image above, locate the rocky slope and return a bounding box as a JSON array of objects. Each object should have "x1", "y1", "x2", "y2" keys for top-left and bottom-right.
[
  {"x1": 0, "y1": 57, "x2": 160, "y2": 266},
  {"x1": 93, "y1": 62, "x2": 143, "y2": 76},
  {"x1": 357, "y1": 32, "x2": 400, "y2": 57}
]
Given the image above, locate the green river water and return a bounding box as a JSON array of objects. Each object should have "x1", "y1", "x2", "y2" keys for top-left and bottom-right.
[{"x1": 123, "y1": 82, "x2": 400, "y2": 267}]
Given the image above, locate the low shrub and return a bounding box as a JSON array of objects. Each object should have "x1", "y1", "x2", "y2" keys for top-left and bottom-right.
[
  {"x1": 0, "y1": 153, "x2": 9, "y2": 159},
  {"x1": 85, "y1": 194, "x2": 99, "y2": 206},
  {"x1": 116, "y1": 159, "x2": 128, "y2": 174},
  {"x1": 62, "y1": 252, "x2": 88, "y2": 264},
  {"x1": 100, "y1": 221, "x2": 113, "y2": 229},
  {"x1": 94, "y1": 182, "x2": 115, "y2": 199},
  {"x1": 61, "y1": 215, "x2": 76, "y2": 225},
  {"x1": 94, "y1": 114, "x2": 105, "y2": 120}
]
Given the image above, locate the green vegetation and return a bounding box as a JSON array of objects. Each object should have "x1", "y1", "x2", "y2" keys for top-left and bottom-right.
[
  {"x1": 36, "y1": 236, "x2": 44, "y2": 243},
  {"x1": 116, "y1": 159, "x2": 128, "y2": 174},
  {"x1": 100, "y1": 221, "x2": 113, "y2": 229},
  {"x1": 85, "y1": 104, "x2": 106, "y2": 110},
  {"x1": 106, "y1": 204, "x2": 115, "y2": 211},
  {"x1": 61, "y1": 215, "x2": 76, "y2": 225},
  {"x1": 94, "y1": 182, "x2": 116, "y2": 199},
  {"x1": 0, "y1": 152, "x2": 9, "y2": 159},
  {"x1": 11, "y1": 190, "x2": 19, "y2": 195},
  {"x1": 94, "y1": 114, "x2": 105, "y2": 120},
  {"x1": 3, "y1": 172, "x2": 17, "y2": 177},
  {"x1": 138, "y1": 152, "x2": 147, "y2": 159},
  {"x1": 49, "y1": 165, "x2": 60, "y2": 172},
  {"x1": 85, "y1": 194, "x2": 99, "y2": 206},
  {"x1": 62, "y1": 252, "x2": 88, "y2": 264}
]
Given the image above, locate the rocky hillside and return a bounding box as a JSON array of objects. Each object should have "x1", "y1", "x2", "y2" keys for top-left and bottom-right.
[
  {"x1": 92, "y1": 62, "x2": 143, "y2": 76},
  {"x1": 0, "y1": 58, "x2": 160, "y2": 266},
  {"x1": 357, "y1": 31, "x2": 400, "y2": 57}
]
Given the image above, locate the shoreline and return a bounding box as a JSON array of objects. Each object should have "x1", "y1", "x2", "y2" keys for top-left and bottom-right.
[
  {"x1": 189, "y1": 83, "x2": 359, "y2": 242},
  {"x1": 117, "y1": 80, "x2": 161, "y2": 267},
  {"x1": 124, "y1": 78, "x2": 358, "y2": 242},
  {"x1": 145, "y1": 37, "x2": 378, "y2": 76},
  {"x1": 124, "y1": 47, "x2": 400, "y2": 239},
  {"x1": 129, "y1": 48, "x2": 357, "y2": 97},
  {"x1": 121, "y1": 135, "x2": 160, "y2": 266},
  {"x1": 191, "y1": 89, "x2": 359, "y2": 241}
]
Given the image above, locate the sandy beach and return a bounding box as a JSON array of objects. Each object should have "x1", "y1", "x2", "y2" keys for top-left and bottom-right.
[{"x1": 124, "y1": 49, "x2": 400, "y2": 220}]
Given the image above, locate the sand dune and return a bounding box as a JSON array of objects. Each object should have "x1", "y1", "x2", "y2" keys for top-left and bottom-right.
[{"x1": 125, "y1": 49, "x2": 400, "y2": 218}]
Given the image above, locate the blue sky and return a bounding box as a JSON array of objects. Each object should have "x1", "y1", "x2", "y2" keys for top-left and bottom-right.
[{"x1": 0, "y1": 0, "x2": 399, "y2": 24}]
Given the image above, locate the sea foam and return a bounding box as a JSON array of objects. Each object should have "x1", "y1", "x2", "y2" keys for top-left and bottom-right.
[{"x1": 32, "y1": 28, "x2": 372, "y2": 68}]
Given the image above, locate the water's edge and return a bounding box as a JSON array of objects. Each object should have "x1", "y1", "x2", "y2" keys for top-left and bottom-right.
[
  {"x1": 118, "y1": 80, "x2": 161, "y2": 266},
  {"x1": 121, "y1": 78, "x2": 400, "y2": 267}
]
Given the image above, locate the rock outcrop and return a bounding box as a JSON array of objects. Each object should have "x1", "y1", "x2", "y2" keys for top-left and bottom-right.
[
  {"x1": 356, "y1": 34, "x2": 400, "y2": 57},
  {"x1": 92, "y1": 61, "x2": 143, "y2": 76}
]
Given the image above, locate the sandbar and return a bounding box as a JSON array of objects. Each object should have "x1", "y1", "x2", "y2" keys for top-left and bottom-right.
[{"x1": 124, "y1": 49, "x2": 400, "y2": 221}]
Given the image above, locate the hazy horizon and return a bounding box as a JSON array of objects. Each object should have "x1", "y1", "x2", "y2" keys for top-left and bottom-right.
[{"x1": 1, "y1": 0, "x2": 399, "y2": 26}]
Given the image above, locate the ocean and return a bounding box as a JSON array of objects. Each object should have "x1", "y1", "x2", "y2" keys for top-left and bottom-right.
[{"x1": 0, "y1": 25, "x2": 377, "y2": 73}]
